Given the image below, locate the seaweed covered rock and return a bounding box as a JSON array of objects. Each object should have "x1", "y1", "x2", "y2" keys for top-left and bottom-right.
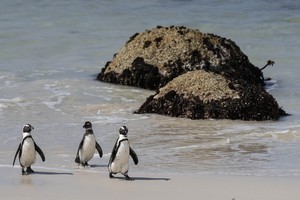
[
  {"x1": 134, "y1": 71, "x2": 286, "y2": 120},
  {"x1": 97, "y1": 26, "x2": 287, "y2": 120},
  {"x1": 98, "y1": 26, "x2": 264, "y2": 90}
]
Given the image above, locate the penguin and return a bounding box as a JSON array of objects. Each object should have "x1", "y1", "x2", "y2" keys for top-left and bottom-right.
[
  {"x1": 75, "y1": 121, "x2": 103, "y2": 167},
  {"x1": 108, "y1": 126, "x2": 138, "y2": 180},
  {"x1": 13, "y1": 124, "x2": 46, "y2": 175}
]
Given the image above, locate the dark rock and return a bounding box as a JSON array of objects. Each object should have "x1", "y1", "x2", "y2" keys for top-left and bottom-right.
[
  {"x1": 98, "y1": 26, "x2": 264, "y2": 90},
  {"x1": 135, "y1": 71, "x2": 287, "y2": 120}
]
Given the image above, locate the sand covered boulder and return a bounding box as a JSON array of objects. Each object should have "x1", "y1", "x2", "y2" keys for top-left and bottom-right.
[
  {"x1": 97, "y1": 26, "x2": 264, "y2": 90},
  {"x1": 134, "y1": 70, "x2": 286, "y2": 120}
]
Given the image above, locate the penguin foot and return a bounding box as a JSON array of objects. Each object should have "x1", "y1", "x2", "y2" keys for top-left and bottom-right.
[
  {"x1": 26, "y1": 167, "x2": 34, "y2": 174},
  {"x1": 22, "y1": 168, "x2": 28, "y2": 175},
  {"x1": 82, "y1": 162, "x2": 89, "y2": 167},
  {"x1": 124, "y1": 174, "x2": 134, "y2": 181},
  {"x1": 109, "y1": 173, "x2": 115, "y2": 179}
]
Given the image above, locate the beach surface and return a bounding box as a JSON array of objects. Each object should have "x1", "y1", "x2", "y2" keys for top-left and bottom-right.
[{"x1": 1, "y1": 166, "x2": 300, "y2": 200}]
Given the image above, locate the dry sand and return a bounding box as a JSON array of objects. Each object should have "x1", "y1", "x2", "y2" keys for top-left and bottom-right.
[{"x1": 1, "y1": 166, "x2": 300, "y2": 200}]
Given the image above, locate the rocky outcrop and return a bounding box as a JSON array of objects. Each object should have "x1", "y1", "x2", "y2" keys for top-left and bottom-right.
[
  {"x1": 98, "y1": 26, "x2": 264, "y2": 90},
  {"x1": 134, "y1": 71, "x2": 286, "y2": 120},
  {"x1": 97, "y1": 26, "x2": 287, "y2": 120}
]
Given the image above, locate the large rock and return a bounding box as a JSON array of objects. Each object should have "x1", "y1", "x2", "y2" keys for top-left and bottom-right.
[
  {"x1": 98, "y1": 26, "x2": 264, "y2": 90},
  {"x1": 97, "y1": 26, "x2": 287, "y2": 120},
  {"x1": 134, "y1": 70, "x2": 286, "y2": 120}
]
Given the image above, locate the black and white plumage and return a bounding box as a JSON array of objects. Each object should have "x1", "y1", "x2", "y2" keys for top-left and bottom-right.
[
  {"x1": 13, "y1": 124, "x2": 45, "y2": 175},
  {"x1": 75, "y1": 121, "x2": 103, "y2": 167},
  {"x1": 108, "y1": 126, "x2": 138, "y2": 180}
]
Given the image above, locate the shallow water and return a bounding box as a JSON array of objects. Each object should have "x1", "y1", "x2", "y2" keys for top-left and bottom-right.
[{"x1": 1, "y1": 0, "x2": 300, "y2": 176}]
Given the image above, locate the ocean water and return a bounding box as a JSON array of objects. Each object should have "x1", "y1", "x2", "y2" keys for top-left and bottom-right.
[{"x1": 1, "y1": 0, "x2": 300, "y2": 176}]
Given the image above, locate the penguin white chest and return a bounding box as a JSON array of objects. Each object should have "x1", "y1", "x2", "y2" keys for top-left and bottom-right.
[
  {"x1": 111, "y1": 141, "x2": 130, "y2": 174},
  {"x1": 79, "y1": 134, "x2": 96, "y2": 162},
  {"x1": 20, "y1": 139, "x2": 36, "y2": 167}
]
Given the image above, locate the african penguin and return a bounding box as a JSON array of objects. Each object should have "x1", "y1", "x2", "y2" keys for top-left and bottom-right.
[
  {"x1": 13, "y1": 124, "x2": 46, "y2": 175},
  {"x1": 108, "y1": 126, "x2": 138, "y2": 180},
  {"x1": 75, "y1": 121, "x2": 103, "y2": 167}
]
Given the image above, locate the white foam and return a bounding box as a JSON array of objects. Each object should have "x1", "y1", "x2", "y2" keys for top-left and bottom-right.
[
  {"x1": 0, "y1": 103, "x2": 8, "y2": 110},
  {"x1": 43, "y1": 93, "x2": 69, "y2": 111},
  {"x1": 0, "y1": 97, "x2": 26, "y2": 109},
  {"x1": 0, "y1": 97, "x2": 23, "y2": 103},
  {"x1": 0, "y1": 75, "x2": 8, "y2": 80},
  {"x1": 265, "y1": 79, "x2": 278, "y2": 92},
  {"x1": 83, "y1": 92, "x2": 111, "y2": 101},
  {"x1": 42, "y1": 82, "x2": 71, "y2": 111}
]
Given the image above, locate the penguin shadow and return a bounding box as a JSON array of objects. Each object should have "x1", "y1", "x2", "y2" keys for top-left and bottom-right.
[
  {"x1": 133, "y1": 177, "x2": 170, "y2": 181},
  {"x1": 112, "y1": 176, "x2": 170, "y2": 181},
  {"x1": 89, "y1": 164, "x2": 108, "y2": 168},
  {"x1": 33, "y1": 171, "x2": 73, "y2": 176}
]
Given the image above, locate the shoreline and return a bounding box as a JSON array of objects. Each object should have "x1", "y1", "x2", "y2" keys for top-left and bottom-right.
[{"x1": 1, "y1": 166, "x2": 300, "y2": 200}]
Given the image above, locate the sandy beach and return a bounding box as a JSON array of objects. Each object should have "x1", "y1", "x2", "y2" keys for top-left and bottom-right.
[
  {"x1": 1, "y1": 1, "x2": 300, "y2": 200},
  {"x1": 1, "y1": 166, "x2": 299, "y2": 200}
]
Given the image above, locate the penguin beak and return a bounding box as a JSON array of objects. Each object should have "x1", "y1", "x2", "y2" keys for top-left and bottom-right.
[
  {"x1": 29, "y1": 124, "x2": 34, "y2": 130},
  {"x1": 83, "y1": 122, "x2": 92, "y2": 129},
  {"x1": 83, "y1": 124, "x2": 89, "y2": 129}
]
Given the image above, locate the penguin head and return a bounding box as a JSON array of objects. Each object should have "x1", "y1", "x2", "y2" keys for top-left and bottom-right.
[
  {"x1": 23, "y1": 124, "x2": 34, "y2": 133},
  {"x1": 119, "y1": 126, "x2": 128, "y2": 135},
  {"x1": 83, "y1": 121, "x2": 92, "y2": 129}
]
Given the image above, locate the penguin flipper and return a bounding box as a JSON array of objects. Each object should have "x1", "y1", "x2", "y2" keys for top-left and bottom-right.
[
  {"x1": 13, "y1": 144, "x2": 21, "y2": 166},
  {"x1": 108, "y1": 140, "x2": 118, "y2": 165},
  {"x1": 95, "y1": 141, "x2": 103, "y2": 158},
  {"x1": 130, "y1": 147, "x2": 138, "y2": 165},
  {"x1": 34, "y1": 143, "x2": 45, "y2": 162},
  {"x1": 75, "y1": 138, "x2": 84, "y2": 163}
]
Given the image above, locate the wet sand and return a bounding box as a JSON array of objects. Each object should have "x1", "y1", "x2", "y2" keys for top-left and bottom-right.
[{"x1": 1, "y1": 166, "x2": 300, "y2": 200}]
